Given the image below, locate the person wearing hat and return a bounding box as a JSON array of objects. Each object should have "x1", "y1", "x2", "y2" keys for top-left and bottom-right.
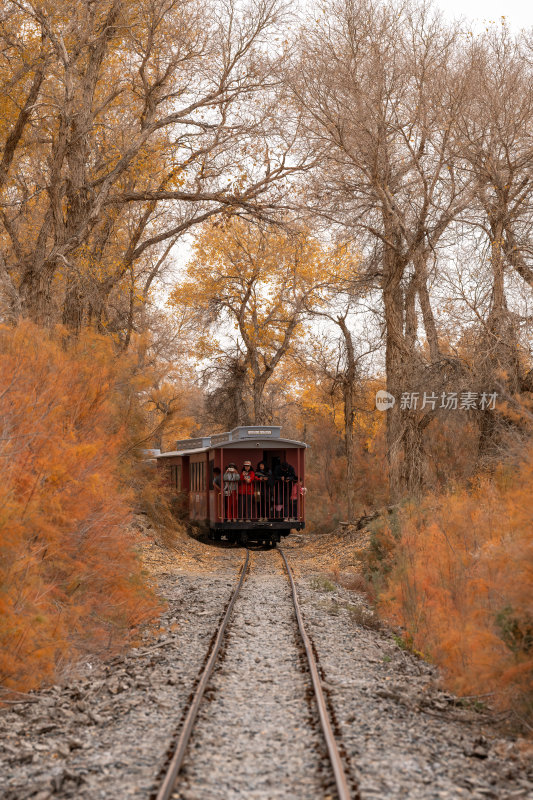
[
  {"x1": 223, "y1": 462, "x2": 240, "y2": 521},
  {"x1": 239, "y1": 460, "x2": 256, "y2": 521}
]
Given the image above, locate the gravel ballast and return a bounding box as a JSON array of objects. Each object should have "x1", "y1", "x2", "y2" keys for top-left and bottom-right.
[
  {"x1": 174, "y1": 548, "x2": 334, "y2": 800},
  {"x1": 285, "y1": 538, "x2": 533, "y2": 800},
  {"x1": 1, "y1": 532, "x2": 532, "y2": 800},
  {"x1": 0, "y1": 541, "x2": 242, "y2": 800}
]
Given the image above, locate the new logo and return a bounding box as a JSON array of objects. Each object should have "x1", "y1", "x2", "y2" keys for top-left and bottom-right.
[{"x1": 375, "y1": 390, "x2": 395, "y2": 410}]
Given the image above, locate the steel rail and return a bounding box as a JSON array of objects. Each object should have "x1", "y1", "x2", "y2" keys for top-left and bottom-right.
[
  {"x1": 279, "y1": 548, "x2": 353, "y2": 800},
  {"x1": 155, "y1": 549, "x2": 250, "y2": 800}
]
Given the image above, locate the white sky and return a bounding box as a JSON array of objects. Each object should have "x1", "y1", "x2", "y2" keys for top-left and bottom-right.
[{"x1": 435, "y1": 0, "x2": 533, "y2": 30}]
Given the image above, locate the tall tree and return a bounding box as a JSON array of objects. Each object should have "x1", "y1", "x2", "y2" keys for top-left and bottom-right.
[
  {"x1": 0, "y1": 0, "x2": 312, "y2": 334},
  {"x1": 169, "y1": 217, "x2": 355, "y2": 423},
  {"x1": 453, "y1": 25, "x2": 533, "y2": 459},
  {"x1": 299, "y1": 308, "x2": 379, "y2": 519},
  {"x1": 290, "y1": 0, "x2": 472, "y2": 496}
]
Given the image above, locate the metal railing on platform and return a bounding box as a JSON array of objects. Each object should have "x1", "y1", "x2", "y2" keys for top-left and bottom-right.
[{"x1": 218, "y1": 479, "x2": 305, "y2": 522}]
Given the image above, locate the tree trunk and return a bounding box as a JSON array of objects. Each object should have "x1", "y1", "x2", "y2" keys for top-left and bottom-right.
[
  {"x1": 336, "y1": 316, "x2": 357, "y2": 520},
  {"x1": 382, "y1": 246, "x2": 406, "y2": 501},
  {"x1": 382, "y1": 246, "x2": 433, "y2": 499},
  {"x1": 19, "y1": 260, "x2": 57, "y2": 325},
  {"x1": 233, "y1": 362, "x2": 251, "y2": 426},
  {"x1": 415, "y1": 252, "x2": 441, "y2": 362},
  {"x1": 344, "y1": 381, "x2": 356, "y2": 520},
  {"x1": 62, "y1": 280, "x2": 84, "y2": 334},
  {"x1": 252, "y1": 373, "x2": 271, "y2": 425},
  {"x1": 401, "y1": 413, "x2": 431, "y2": 496},
  {"x1": 478, "y1": 216, "x2": 520, "y2": 463}
]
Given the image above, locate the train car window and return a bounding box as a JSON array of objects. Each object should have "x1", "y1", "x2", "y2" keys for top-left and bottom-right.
[
  {"x1": 209, "y1": 459, "x2": 214, "y2": 489},
  {"x1": 177, "y1": 464, "x2": 182, "y2": 491},
  {"x1": 189, "y1": 461, "x2": 207, "y2": 491}
]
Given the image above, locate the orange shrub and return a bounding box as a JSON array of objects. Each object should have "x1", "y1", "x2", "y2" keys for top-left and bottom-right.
[
  {"x1": 0, "y1": 323, "x2": 160, "y2": 693},
  {"x1": 379, "y1": 454, "x2": 533, "y2": 723}
]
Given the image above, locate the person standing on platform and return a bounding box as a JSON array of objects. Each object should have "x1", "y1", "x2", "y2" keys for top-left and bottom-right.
[{"x1": 239, "y1": 460, "x2": 256, "y2": 521}]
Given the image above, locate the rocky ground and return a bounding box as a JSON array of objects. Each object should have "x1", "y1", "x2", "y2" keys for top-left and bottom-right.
[
  {"x1": 1, "y1": 524, "x2": 532, "y2": 800},
  {"x1": 285, "y1": 534, "x2": 533, "y2": 799},
  {"x1": 174, "y1": 548, "x2": 335, "y2": 800},
  {"x1": 0, "y1": 531, "x2": 243, "y2": 800}
]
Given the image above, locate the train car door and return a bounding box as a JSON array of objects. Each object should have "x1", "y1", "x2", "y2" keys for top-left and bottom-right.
[{"x1": 265, "y1": 449, "x2": 286, "y2": 473}]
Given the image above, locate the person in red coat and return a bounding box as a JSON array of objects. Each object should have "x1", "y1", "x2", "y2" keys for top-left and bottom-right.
[{"x1": 239, "y1": 460, "x2": 255, "y2": 520}]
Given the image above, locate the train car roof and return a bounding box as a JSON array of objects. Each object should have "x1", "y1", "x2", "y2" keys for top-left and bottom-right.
[
  {"x1": 155, "y1": 425, "x2": 308, "y2": 459},
  {"x1": 155, "y1": 447, "x2": 208, "y2": 458}
]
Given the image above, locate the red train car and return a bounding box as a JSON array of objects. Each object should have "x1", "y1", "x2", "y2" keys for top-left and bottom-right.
[{"x1": 155, "y1": 426, "x2": 307, "y2": 546}]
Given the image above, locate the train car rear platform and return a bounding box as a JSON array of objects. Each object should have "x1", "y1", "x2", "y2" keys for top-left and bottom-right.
[{"x1": 155, "y1": 425, "x2": 307, "y2": 545}]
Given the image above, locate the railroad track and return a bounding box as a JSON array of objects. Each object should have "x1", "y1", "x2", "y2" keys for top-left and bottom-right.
[{"x1": 153, "y1": 547, "x2": 356, "y2": 800}]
